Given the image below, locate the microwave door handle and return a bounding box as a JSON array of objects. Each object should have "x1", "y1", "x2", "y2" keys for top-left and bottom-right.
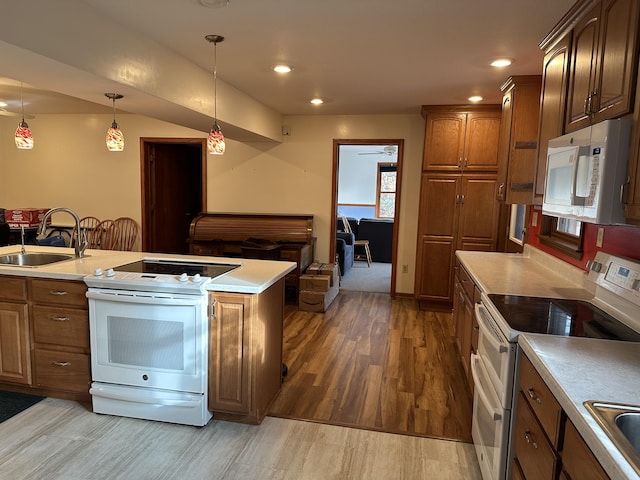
[
  {"x1": 475, "y1": 303, "x2": 508, "y2": 353},
  {"x1": 470, "y1": 354, "x2": 502, "y2": 421},
  {"x1": 571, "y1": 147, "x2": 591, "y2": 206}
]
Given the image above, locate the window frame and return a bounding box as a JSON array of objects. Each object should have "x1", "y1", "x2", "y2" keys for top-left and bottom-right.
[
  {"x1": 375, "y1": 162, "x2": 397, "y2": 218},
  {"x1": 537, "y1": 214, "x2": 584, "y2": 259}
]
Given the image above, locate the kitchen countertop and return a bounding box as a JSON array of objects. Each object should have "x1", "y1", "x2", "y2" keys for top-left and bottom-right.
[
  {"x1": 457, "y1": 245, "x2": 640, "y2": 480},
  {"x1": 0, "y1": 245, "x2": 296, "y2": 294}
]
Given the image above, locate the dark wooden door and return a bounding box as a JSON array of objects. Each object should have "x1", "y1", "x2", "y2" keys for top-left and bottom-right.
[{"x1": 142, "y1": 139, "x2": 206, "y2": 254}]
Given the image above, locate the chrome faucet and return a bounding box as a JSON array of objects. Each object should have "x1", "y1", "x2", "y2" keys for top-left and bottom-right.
[
  {"x1": 20, "y1": 225, "x2": 26, "y2": 255},
  {"x1": 36, "y1": 207, "x2": 88, "y2": 258}
]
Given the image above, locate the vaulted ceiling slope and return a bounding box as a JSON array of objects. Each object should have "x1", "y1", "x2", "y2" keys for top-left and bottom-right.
[{"x1": 0, "y1": 0, "x2": 575, "y2": 141}]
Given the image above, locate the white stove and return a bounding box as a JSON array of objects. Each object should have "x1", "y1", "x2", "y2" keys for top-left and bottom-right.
[{"x1": 84, "y1": 257, "x2": 241, "y2": 294}]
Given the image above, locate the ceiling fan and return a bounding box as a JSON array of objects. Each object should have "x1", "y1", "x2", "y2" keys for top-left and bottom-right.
[{"x1": 357, "y1": 145, "x2": 397, "y2": 156}]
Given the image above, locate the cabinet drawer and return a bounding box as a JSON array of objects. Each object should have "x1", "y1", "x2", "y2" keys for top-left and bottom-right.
[
  {"x1": 33, "y1": 305, "x2": 89, "y2": 349},
  {"x1": 30, "y1": 279, "x2": 88, "y2": 307},
  {"x1": 514, "y1": 392, "x2": 559, "y2": 480},
  {"x1": 34, "y1": 349, "x2": 90, "y2": 393},
  {"x1": 519, "y1": 352, "x2": 563, "y2": 446},
  {"x1": 458, "y1": 265, "x2": 475, "y2": 302},
  {"x1": 562, "y1": 419, "x2": 609, "y2": 480},
  {"x1": 0, "y1": 276, "x2": 28, "y2": 301}
]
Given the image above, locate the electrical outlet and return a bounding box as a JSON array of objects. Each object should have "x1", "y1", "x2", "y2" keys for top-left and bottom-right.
[
  {"x1": 402, "y1": 264, "x2": 408, "y2": 273},
  {"x1": 596, "y1": 227, "x2": 605, "y2": 248},
  {"x1": 532, "y1": 211, "x2": 538, "y2": 227}
]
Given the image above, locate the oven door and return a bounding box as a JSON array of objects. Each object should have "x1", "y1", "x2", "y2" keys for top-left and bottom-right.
[
  {"x1": 471, "y1": 353, "x2": 510, "y2": 480},
  {"x1": 87, "y1": 288, "x2": 208, "y2": 394},
  {"x1": 475, "y1": 301, "x2": 517, "y2": 408}
]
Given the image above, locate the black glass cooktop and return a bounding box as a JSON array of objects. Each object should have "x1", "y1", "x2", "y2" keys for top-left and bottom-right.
[
  {"x1": 114, "y1": 259, "x2": 239, "y2": 278},
  {"x1": 488, "y1": 294, "x2": 640, "y2": 342}
]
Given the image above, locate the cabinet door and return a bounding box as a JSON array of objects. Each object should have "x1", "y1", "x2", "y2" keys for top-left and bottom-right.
[
  {"x1": 562, "y1": 418, "x2": 609, "y2": 480},
  {"x1": 496, "y1": 90, "x2": 514, "y2": 201},
  {"x1": 535, "y1": 34, "x2": 572, "y2": 204},
  {"x1": 457, "y1": 175, "x2": 499, "y2": 251},
  {"x1": 0, "y1": 301, "x2": 31, "y2": 385},
  {"x1": 415, "y1": 174, "x2": 459, "y2": 301},
  {"x1": 209, "y1": 292, "x2": 252, "y2": 414},
  {"x1": 463, "y1": 112, "x2": 501, "y2": 171},
  {"x1": 423, "y1": 113, "x2": 466, "y2": 170},
  {"x1": 592, "y1": 0, "x2": 640, "y2": 122},
  {"x1": 566, "y1": 3, "x2": 601, "y2": 132}
]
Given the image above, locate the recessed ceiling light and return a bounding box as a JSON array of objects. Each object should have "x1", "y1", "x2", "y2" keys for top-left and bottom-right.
[
  {"x1": 273, "y1": 65, "x2": 293, "y2": 73},
  {"x1": 310, "y1": 98, "x2": 324, "y2": 105},
  {"x1": 198, "y1": 0, "x2": 229, "y2": 7},
  {"x1": 468, "y1": 96, "x2": 483, "y2": 103},
  {"x1": 490, "y1": 58, "x2": 514, "y2": 67},
  {"x1": 0, "y1": 101, "x2": 7, "y2": 108}
]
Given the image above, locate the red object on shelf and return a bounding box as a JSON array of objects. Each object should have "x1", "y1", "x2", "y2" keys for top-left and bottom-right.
[{"x1": 4, "y1": 208, "x2": 51, "y2": 228}]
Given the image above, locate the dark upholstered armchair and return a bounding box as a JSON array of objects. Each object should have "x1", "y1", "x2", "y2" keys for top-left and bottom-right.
[{"x1": 336, "y1": 232, "x2": 354, "y2": 275}]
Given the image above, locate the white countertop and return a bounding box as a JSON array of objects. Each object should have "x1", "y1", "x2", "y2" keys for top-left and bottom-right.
[
  {"x1": 457, "y1": 245, "x2": 640, "y2": 480},
  {"x1": 0, "y1": 245, "x2": 295, "y2": 294}
]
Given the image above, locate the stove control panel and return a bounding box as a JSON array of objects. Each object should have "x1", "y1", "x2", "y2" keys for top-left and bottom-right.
[{"x1": 588, "y1": 251, "x2": 640, "y2": 303}]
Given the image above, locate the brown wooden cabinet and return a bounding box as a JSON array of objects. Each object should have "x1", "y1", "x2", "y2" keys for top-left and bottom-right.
[
  {"x1": 514, "y1": 351, "x2": 611, "y2": 480},
  {"x1": 565, "y1": 0, "x2": 640, "y2": 133},
  {"x1": 0, "y1": 277, "x2": 31, "y2": 385},
  {"x1": 209, "y1": 278, "x2": 284, "y2": 424},
  {"x1": 452, "y1": 263, "x2": 477, "y2": 390},
  {"x1": 422, "y1": 106, "x2": 501, "y2": 172},
  {"x1": 30, "y1": 278, "x2": 90, "y2": 396},
  {"x1": 496, "y1": 76, "x2": 542, "y2": 205},
  {"x1": 415, "y1": 172, "x2": 499, "y2": 303},
  {"x1": 535, "y1": 33, "x2": 572, "y2": 204}
]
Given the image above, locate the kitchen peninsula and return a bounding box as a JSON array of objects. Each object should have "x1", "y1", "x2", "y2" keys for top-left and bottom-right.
[{"x1": 0, "y1": 244, "x2": 295, "y2": 425}]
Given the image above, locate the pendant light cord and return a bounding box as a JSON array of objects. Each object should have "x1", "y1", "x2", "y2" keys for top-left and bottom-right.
[
  {"x1": 20, "y1": 82, "x2": 25, "y2": 123},
  {"x1": 213, "y1": 40, "x2": 218, "y2": 124}
]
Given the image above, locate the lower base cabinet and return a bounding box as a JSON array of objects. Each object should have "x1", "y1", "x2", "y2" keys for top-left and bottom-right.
[
  {"x1": 513, "y1": 351, "x2": 611, "y2": 480},
  {"x1": 209, "y1": 279, "x2": 284, "y2": 424}
]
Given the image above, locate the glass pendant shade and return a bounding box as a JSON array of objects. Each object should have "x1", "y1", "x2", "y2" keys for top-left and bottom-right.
[
  {"x1": 207, "y1": 123, "x2": 225, "y2": 155},
  {"x1": 106, "y1": 121, "x2": 124, "y2": 151},
  {"x1": 15, "y1": 121, "x2": 34, "y2": 149}
]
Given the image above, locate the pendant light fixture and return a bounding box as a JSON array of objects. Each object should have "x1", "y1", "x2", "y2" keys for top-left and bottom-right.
[
  {"x1": 105, "y1": 93, "x2": 124, "y2": 151},
  {"x1": 15, "y1": 82, "x2": 34, "y2": 150},
  {"x1": 205, "y1": 34, "x2": 225, "y2": 155}
]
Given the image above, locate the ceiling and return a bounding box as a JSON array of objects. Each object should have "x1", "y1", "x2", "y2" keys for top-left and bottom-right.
[{"x1": 0, "y1": 0, "x2": 576, "y2": 119}]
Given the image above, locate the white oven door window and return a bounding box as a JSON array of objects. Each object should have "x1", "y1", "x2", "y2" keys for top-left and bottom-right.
[
  {"x1": 88, "y1": 291, "x2": 207, "y2": 394},
  {"x1": 471, "y1": 353, "x2": 509, "y2": 480}
]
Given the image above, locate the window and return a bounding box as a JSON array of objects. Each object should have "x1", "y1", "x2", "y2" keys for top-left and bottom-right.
[
  {"x1": 376, "y1": 163, "x2": 396, "y2": 218},
  {"x1": 508, "y1": 204, "x2": 526, "y2": 246},
  {"x1": 537, "y1": 214, "x2": 584, "y2": 259}
]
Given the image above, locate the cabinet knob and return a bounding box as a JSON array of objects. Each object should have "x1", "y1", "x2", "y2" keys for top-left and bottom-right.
[
  {"x1": 52, "y1": 361, "x2": 71, "y2": 367},
  {"x1": 527, "y1": 387, "x2": 542, "y2": 404},
  {"x1": 524, "y1": 430, "x2": 538, "y2": 449}
]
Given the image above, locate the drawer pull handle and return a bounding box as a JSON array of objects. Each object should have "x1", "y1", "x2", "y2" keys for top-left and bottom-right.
[
  {"x1": 527, "y1": 388, "x2": 542, "y2": 404},
  {"x1": 52, "y1": 361, "x2": 71, "y2": 367},
  {"x1": 49, "y1": 290, "x2": 69, "y2": 296},
  {"x1": 524, "y1": 430, "x2": 538, "y2": 449},
  {"x1": 50, "y1": 316, "x2": 70, "y2": 322}
]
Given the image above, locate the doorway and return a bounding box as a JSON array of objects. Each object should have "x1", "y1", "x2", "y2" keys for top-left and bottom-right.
[
  {"x1": 330, "y1": 139, "x2": 404, "y2": 296},
  {"x1": 141, "y1": 138, "x2": 207, "y2": 254}
]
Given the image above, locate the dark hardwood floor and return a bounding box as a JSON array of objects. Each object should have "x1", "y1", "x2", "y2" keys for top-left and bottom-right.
[{"x1": 269, "y1": 291, "x2": 473, "y2": 442}]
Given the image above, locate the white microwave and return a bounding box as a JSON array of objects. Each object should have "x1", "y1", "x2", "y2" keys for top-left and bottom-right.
[{"x1": 542, "y1": 119, "x2": 632, "y2": 224}]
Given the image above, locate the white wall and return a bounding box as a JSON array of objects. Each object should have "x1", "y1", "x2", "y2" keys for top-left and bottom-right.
[{"x1": 0, "y1": 112, "x2": 425, "y2": 294}]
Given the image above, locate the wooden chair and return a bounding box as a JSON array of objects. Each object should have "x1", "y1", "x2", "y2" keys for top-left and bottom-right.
[
  {"x1": 87, "y1": 219, "x2": 119, "y2": 250},
  {"x1": 113, "y1": 217, "x2": 139, "y2": 251},
  {"x1": 340, "y1": 215, "x2": 371, "y2": 267},
  {"x1": 71, "y1": 216, "x2": 100, "y2": 248}
]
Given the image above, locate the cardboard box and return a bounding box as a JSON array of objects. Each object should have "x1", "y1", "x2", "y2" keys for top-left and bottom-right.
[
  {"x1": 299, "y1": 274, "x2": 332, "y2": 292},
  {"x1": 4, "y1": 208, "x2": 51, "y2": 228},
  {"x1": 306, "y1": 262, "x2": 339, "y2": 287},
  {"x1": 298, "y1": 283, "x2": 339, "y2": 312}
]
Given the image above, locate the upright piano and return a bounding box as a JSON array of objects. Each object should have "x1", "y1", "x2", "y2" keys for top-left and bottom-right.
[{"x1": 188, "y1": 213, "x2": 315, "y2": 300}]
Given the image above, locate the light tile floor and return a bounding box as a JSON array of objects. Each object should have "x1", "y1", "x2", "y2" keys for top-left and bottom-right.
[{"x1": 0, "y1": 398, "x2": 483, "y2": 480}]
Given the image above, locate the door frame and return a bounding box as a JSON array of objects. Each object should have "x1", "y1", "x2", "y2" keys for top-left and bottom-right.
[
  {"x1": 330, "y1": 138, "x2": 404, "y2": 296},
  {"x1": 140, "y1": 137, "x2": 207, "y2": 252}
]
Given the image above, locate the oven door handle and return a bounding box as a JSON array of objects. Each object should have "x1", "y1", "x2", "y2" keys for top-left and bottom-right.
[
  {"x1": 86, "y1": 289, "x2": 203, "y2": 307},
  {"x1": 475, "y1": 303, "x2": 508, "y2": 353},
  {"x1": 471, "y1": 353, "x2": 502, "y2": 421}
]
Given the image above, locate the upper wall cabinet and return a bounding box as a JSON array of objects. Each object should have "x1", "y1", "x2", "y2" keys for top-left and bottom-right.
[
  {"x1": 565, "y1": 0, "x2": 640, "y2": 132},
  {"x1": 421, "y1": 106, "x2": 501, "y2": 172},
  {"x1": 496, "y1": 76, "x2": 542, "y2": 204}
]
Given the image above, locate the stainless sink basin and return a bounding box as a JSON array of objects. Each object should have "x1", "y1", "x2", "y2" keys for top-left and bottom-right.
[
  {"x1": 0, "y1": 252, "x2": 75, "y2": 267},
  {"x1": 585, "y1": 401, "x2": 640, "y2": 476}
]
